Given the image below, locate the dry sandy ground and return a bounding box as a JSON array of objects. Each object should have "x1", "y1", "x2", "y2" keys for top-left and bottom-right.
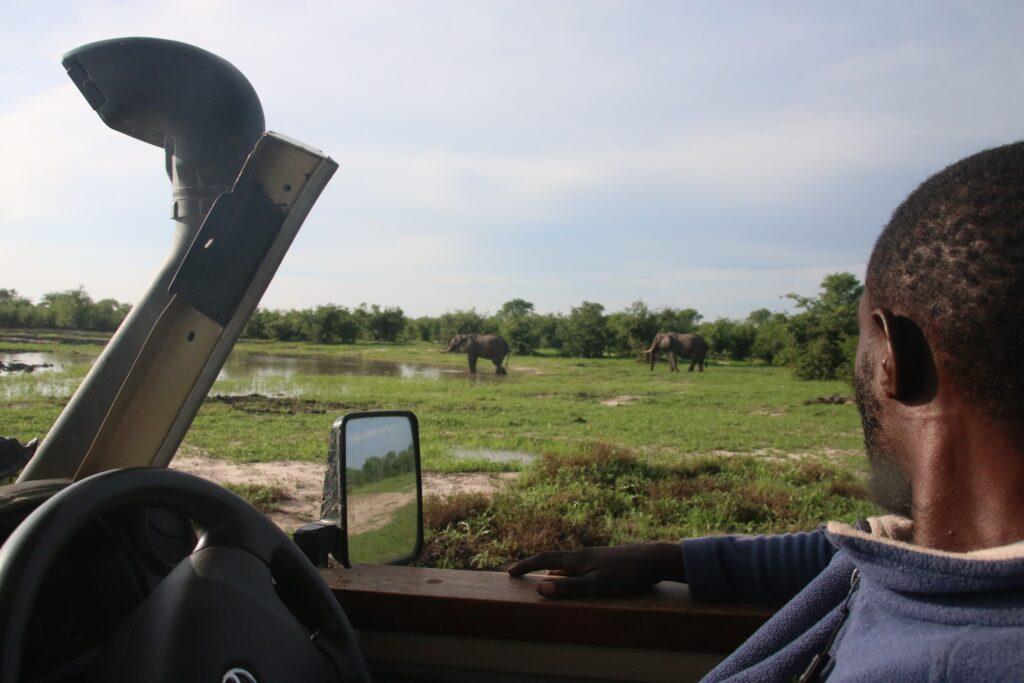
[
  {"x1": 347, "y1": 490, "x2": 415, "y2": 535},
  {"x1": 171, "y1": 455, "x2": 517, "y2": 533},
  {"x1": 600, "y1": 395, "x2": 641, "y2": 407}
]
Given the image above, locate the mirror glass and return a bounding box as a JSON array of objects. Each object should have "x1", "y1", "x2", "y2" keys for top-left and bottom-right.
[{"x1": 344, "y1": 414, "x2": 420, "y2": 564}]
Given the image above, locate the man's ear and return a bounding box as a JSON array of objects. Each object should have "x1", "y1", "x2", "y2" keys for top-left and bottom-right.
[
  {"x1": 871, "y1": 308, "x2": 901, "y2": 399},
  {"x1": 871, "y1": 307, "x2": 937, "y2": 404}
]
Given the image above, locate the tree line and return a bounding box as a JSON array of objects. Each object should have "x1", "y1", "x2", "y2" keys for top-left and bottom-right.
[
  {"x1": 0, "y1": 287, "x2": 130, "y2": 332},
  {"x1": 345, "y1": 445, "x2": 416, "y2": 492},
  {"x1": 1, "y1": 272, "x2": 862, "y2": 380}
]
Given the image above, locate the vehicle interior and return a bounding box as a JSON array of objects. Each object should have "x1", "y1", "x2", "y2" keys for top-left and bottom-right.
[{"x1": 0, "y1": 38, "x2": 775, "y2": 683}]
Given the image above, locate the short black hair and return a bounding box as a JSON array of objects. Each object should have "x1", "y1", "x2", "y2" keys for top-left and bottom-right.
[{"x1": 867, "y1": 141, "x2": 1024, "y2": 415}]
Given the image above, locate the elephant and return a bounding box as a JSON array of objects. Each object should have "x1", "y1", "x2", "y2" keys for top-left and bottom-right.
[
  {"x1": 444, "y1": 334, "x2": 511, "y2": 374},
  {"x1": 646, "y1": 332, "x2": 708, "y2": 372}
]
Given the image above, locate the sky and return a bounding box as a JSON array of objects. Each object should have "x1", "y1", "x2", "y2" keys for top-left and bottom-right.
[
  {"x1": 1, "y1": 1, "x2": 1023, "y2": 319},
  {"x1": 346, "y1": 416, "x2": 415, "y2": 469}
]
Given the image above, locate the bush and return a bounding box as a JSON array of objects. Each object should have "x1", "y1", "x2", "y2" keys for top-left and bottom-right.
[
  {"x1": 656, "y1": 307, "x2": 702, "y2": 335},
  {"x1": 437, "y1": 309, "x2": 495, "y2": 343},
  {"x1": 698, "y1": 318, "x2": 757, "y2": 360},
  {"x1": 269, "y1": 310, "x2": 309, "y2": 342},
  {"x1": 309, "y1": 305, "x2": 359, "y2": 344},
  {"x1": 560, "y1": 302, "x2": 611, "y2": 358},
  {"x1": 419, "y1": 443, "x2": 881, "y2": 570},
  {"x1": 534, "y1": 313, "x2": 565, "y2": 349},
  {"x1": 785, "y1": 273, "x2": 863, "y2": 380},
  {"x1": 750, "y1": 313, "x2": 794, "y2": 364},
  {"x1": 0, "y1": 289, "x2": 34, "y2": 327},
  {"x1": 793, "y1": 337, "x2": 847, "y2": 380},
  {"x1": 496, "y1": 299, "x2": 534, "y2": 320},
  {"x1": 500, "y1": 315, "x2": 540, "y2": 355},
  {"x1": 408, "y1": 316, "x2": 441, "y2": 342},
  {"x1": 0, "y1": 287, "x2": 131, "y2": 332},
  {"x1": 607, "y1": 301, "x2": 657, "y2": 355},
  {"x1": 222, "y1": 483, "x2": 288, "y2": 513},
  {"x1": 358, "y1": 304, "x2": 405, "y2": 342}
]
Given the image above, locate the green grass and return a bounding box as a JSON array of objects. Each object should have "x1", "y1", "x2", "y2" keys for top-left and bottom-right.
[
  {"x1": 222, "y1": 482, "x2": 289, "y2": 513},
  {"x1": 349, "y1": 499, "x2": 420, "y2": 564},
  {"x1": 182, "y1": 340, "x2": 865, "y2": 472},
  {"x1": 350, "y1": 472, "x2": 417, "y2": 495},
  {"x1": 421, "y1": 443, "x2": 878, "y2": 570},
  {"x1": 0, "y1": 333, "x2": 878, "y2": 569},
  {"x1": 0, "y1": 337, "x2": 863, "y2": 472}
]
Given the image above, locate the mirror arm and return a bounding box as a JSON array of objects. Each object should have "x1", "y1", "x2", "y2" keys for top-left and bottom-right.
[{"x1": 293, "y1": 522, "x2": 342, "y2": 569}]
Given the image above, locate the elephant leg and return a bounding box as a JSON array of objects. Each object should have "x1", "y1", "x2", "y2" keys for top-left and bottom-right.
[
  {"x1": 468, "y1": 353, "x2": 477, "y2": 374},
  {"x1": 669, "y1": 352, "x2": 678, "y2": 372},
  {"x1": 688, "y1": 358, "x2": 696, "y2": 372},
  {"x1": 649, "y1": 350, "x2": 656, "y2": 370},
  {"x1": 493, "y1": 356, "x2": 507, "y2": 374}
]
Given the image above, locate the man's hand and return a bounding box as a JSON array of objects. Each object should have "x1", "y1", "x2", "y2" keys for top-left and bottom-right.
[{"x1": 507, "y1": 543, "x2": 685, "y2": 599}]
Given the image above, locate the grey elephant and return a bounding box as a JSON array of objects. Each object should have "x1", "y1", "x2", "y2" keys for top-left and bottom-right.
[
  {"x1": 646, "y1": 332, "x2": 708, "y2": 372},
  {"x1": 444, "y1": 334, "x2": 511, "y2": 374}
]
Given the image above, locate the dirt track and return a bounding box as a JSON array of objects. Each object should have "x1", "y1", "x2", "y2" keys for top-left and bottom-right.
[{"x1": 172, "y1": 454, "x2": 516, "y2": 532}]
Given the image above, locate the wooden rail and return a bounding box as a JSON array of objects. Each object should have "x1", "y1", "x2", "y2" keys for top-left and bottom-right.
[{"x1": 323, "y1": 564, "x2": 775, "y2": 654}]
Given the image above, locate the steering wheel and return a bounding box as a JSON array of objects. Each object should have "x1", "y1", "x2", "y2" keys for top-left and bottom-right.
[{"x1": 0, "y1": 468, "x2": 370, "y2": 682}]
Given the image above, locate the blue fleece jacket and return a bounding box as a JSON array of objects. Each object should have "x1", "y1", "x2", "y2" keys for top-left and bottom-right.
[{"x1": 683, "y1": 517, "x2": 1024, "y2": 681}]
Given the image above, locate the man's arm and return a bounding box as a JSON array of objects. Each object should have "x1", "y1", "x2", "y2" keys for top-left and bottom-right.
[
  {"x1": 507, "y1": 543, "x2": 685, "y2": 598},
  {"x1": 683, "y1": 529, "x2": 835, "y2": 604},
  {"x1": 507, "y1": 529, "x2": 835, "y2": 604}
]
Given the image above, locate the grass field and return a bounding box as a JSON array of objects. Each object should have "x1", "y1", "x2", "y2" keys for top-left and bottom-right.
[
  {"x1": 349, "y1": 500, "x2": 419, "y2": 564},
  {"x1": 0, "y1": 333, "x2": 879, "y2": 568}
]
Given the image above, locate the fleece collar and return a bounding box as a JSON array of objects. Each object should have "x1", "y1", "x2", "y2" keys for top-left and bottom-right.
[{"x1": 824, "y1": 515, "x2": 1024, "y2": 594}]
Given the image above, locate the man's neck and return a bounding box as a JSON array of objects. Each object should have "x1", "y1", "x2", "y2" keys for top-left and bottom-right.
[{"x1": 910, "y1": 410, "x2": 1024, "y2": 552}]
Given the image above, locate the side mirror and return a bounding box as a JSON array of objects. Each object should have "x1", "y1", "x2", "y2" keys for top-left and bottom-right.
[{"x1": 320, "y1": 411, "x2": 423, "y2": 568}]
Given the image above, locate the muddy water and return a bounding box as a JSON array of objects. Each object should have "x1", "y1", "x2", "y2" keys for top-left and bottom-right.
[
  {"x1": 0, "y1": 352, "x2": 96, "y2": 400},
  {"x1": 0, "y1": 349, "x2": 503, "y2": 400},
  {"x1": 0, "y1": 352, "x2": 79, "y2": 373},
  {"x1": 218, "y1": 353, "x2": 481, "y2": 382}
]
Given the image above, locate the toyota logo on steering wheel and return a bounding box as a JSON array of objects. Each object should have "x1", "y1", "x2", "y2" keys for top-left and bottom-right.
[{"x1": 222, "y1": 668, "x2": 258, "y2": 683}]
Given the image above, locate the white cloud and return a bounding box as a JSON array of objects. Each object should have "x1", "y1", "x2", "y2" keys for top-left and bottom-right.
[
  {"x1": 2, "y1": 2, "x2": 1023, "y2": 319},
  {"x1": 0, "y1": 84, "x2": 160, "y2": 224}
]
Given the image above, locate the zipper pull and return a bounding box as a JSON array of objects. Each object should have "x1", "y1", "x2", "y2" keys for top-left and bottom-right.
[
  {"x1": 794, "y1": 568, "x2": 861, "y2": 682},
  {"x1": 797, "y1": 654, "x2": 830, "y2": 683}
]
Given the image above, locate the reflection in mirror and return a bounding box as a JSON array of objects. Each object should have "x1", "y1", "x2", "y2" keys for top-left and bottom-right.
[{"x1": 344, "y1": 414, "x2": 420, "y2": 565}]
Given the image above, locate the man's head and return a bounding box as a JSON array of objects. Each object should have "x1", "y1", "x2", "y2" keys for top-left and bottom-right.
[{"x1": 856, "y1": 141, "x2": 1024, "y2": 516}]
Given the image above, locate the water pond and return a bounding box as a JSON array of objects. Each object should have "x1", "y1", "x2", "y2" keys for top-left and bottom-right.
[{"x1": 0, "y1": 349, "x2": 504, "y2": 400}]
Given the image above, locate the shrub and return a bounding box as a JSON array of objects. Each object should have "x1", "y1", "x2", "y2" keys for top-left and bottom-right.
[
  {"x1": 419, "y1": 444, "x2": 881, "y2": 571},
  {"x1": 0, "y1": 287, "x2": 131, "y2": 332},
  {"x1": 309, "y1": 305, "x2": 360, "y2": 344},
  {"x1": 500, "y1": 315, "x2": 540, "y2": 355},
  {"x1": 750, "y1": 313, "x2": 795, "y2": 364},
  {"x1": 437, "y1": 309, "x2": 495, "y2": 342},
  {"x1": 222, "y1": 483, "x2": 288, "y2": 513},
  {"x1": 534, "y1": 313, "x2": 565, "y2": 349},
  {"x1": 699, "y1": 319, "x2": 757, "y2": 360},
  {"x1": 607, "y1": 301, "x2": 658, "y2": 354},
  {"x1": 786, "y1": 273, "x2": 862, "y2": 380},
  {"x1": 656, "y1": 307, "x2": 702, "y2": 335},
  {"x1": 358, "y1": 304, "x2": 406, "y2": 342},
  {"x1": 423, "y1": 491, "x2": 491, "y2": 529},
  {"x1": 793, "y1": 337, "x2": 847, "y2": 380},
  {"x1": 560, "y1": 301, "x2": 611, "y2": 358}
]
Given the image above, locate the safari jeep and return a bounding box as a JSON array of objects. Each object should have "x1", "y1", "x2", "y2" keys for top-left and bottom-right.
[{"x1": 0, "y1": 39, "x2": 772, "y2": 682}]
